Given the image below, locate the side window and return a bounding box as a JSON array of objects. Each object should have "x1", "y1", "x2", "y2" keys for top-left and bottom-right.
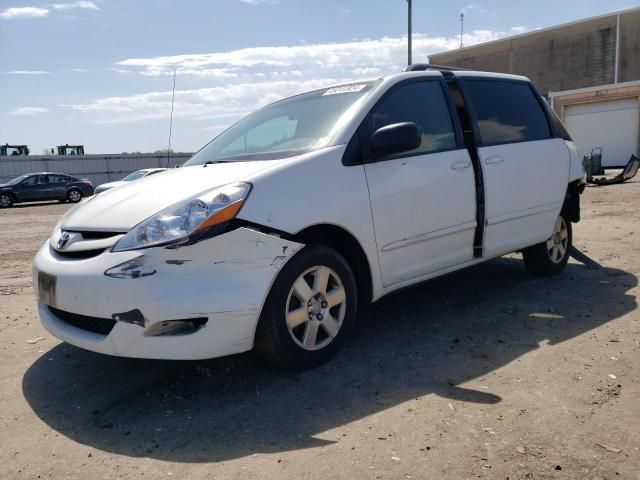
[
  {"x1": 464, "y1": 80, "x2": 551, "y2": 145},
  {"x1": 37, "y1": 175, "x2": 51, "y2": 184},
  {"x1": 21, "y1": 176, "x2": 37, "y2": 185},
  {"x1": 368, "y1": 81, "x2": 456, "y2": 156}
]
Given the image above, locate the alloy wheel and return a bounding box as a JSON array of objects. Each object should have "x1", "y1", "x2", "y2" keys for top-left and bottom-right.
[
  {"x1": 285, "y1": 265, "x2": 347, "y2": 351},
  {"x1": 0, "y1": 194, "x2": 11, "y2": 207},
  {"x1": 546, "y1": 216, "x2": 569, "y2": 263}
]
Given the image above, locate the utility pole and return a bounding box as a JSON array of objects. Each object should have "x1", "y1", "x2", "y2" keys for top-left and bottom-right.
[
  {"x1": 407, "y1": 0, "x2": 412, "y2": 66},
  {"x1": 167, "y1": 69, "x2": 176, "y2": 168},
  {"x1": 460, "y1": 12, "x2": 464, "y2": 48}
]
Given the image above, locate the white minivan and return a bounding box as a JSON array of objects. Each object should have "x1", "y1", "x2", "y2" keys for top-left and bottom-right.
[{"x1": 33, "y1": 66, "x2": 585, "y2": 370}]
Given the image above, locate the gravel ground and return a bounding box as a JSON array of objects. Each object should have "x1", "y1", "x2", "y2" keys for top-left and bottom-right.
[{"x1": 0, "y1": 182, "x2": 638, "y2": 479}]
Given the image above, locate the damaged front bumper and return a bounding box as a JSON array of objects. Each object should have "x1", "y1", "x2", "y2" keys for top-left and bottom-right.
[{"x1": 32, "y1": 227, "x2": 303, "y2": 360}]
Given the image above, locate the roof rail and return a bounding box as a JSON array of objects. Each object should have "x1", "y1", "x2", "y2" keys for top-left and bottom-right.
[{"x1": 403, "y1": 63, "x2": 469, "y2": 72}]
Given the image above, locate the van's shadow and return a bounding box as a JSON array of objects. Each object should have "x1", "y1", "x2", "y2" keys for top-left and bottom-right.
[{"x1": 22, "y1": 257, "x2": 636, "y2": 462}]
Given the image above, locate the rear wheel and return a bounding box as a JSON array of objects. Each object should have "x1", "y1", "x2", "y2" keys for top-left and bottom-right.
[
  {"x1": 67, "y1": 189, "x2": 82, "y2": 203},
  {"x1": 523, "y1": 210, "x2": 572, "y2": 275},
  {"x1": 255, "y1": 244, "x2": 357, "y2": 370},
  {"x1": 0, "y1": 193, "x2": 13, "y2": 208}
]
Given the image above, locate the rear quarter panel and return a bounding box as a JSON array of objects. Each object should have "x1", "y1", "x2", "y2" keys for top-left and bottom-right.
[{"x1": 564, "y1": 140, "x2": 586, "y2": 183}]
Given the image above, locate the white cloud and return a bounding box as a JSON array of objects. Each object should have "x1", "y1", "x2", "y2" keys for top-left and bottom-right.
[
  {"x1": 108, "y1": 67, "x2": 133, "y2": 75},
  {"x1": 510, "y1": 26, "x2": 528, "y2": 35},
  {"x1": 51, "y1": 1, "x2": 99, "y2": 11},
  {"x1": 461, "y1": 4, "x2": 476, "y2": 14},
  {"x1": 6, "y1": 70, "x2": 50, "y2": 75},
  {"x1": 68, "y1": 29, "x2": 525, "y2": 125},
  {"x1": 0, "y1": 1, "x2": 98, "y2": 19},
  {"x1": 0, "y1": 7, "x2": 49, "y2": 19},
  {"x1": 238, "y1": 0, "x2": 279, "y2": 4},
  {"x1": 461, "y1": 3, "x2": 496, "y2": 16},
  {"x1": 9, "y1": 107, "x2": 49, "y2": 116},
  {"x1": 116, "y1": 30, "x2": 507, "y2": 78},
  {"x1": 64, "y1": 78, "x2": 339, "y2": 124}
]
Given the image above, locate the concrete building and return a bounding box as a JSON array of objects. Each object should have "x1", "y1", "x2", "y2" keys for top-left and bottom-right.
[{"x1": 430, "y1": 7, "x2": 640, "y2": 167}]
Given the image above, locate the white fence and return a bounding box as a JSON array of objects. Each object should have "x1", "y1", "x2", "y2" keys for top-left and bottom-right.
[{"x1": 0, "y1": 153, "x2": 193, "y2": 186}]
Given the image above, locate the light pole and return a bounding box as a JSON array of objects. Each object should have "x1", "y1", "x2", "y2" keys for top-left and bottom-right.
[
  {"x1": 407, "y1": 0, "x2": 412, "y2": 66},
  {"x1": 460, "y1": 12, "x2": 464, "y2": 48}
]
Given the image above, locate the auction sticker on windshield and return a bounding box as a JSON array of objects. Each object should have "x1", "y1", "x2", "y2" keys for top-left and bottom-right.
[{"x1": 323, "y1": 84, "x2": 368, "y2": 95}]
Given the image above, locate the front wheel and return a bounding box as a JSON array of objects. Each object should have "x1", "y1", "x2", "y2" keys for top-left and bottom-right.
[
  {"x1": 255, "y1": 244, "x2": 358, "y2": 370},
  {"x1": 67, "y1": 189, "x2": 82, "y2": 203},
  {"x1": 523, "y1": 211, "x2": 572, "y2": 275},
  {"x1": 0, "y1": 193, "x2": 13, "y2": 208}
]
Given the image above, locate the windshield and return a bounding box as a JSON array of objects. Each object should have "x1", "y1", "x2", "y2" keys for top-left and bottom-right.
[
  {"x1": 5, "y1": 174, "x2": 29, "y2": 186},
  {"x1": 184, "y1": 81, "x2": 379, "y2": 165},
  {"x1": 122, "y1": 170, "x2": 148, "y2": 181}
]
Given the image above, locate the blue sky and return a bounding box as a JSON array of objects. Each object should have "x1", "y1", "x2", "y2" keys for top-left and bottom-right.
[{"x1": 0, "y1": 0, "x2": 637, "y2": 154}]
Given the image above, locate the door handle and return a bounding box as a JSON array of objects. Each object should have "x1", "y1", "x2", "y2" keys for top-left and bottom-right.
[
  {"x1": 484, "y1": 155, "x2": 505, "y2": 165},
  {"x1": 450, "y1": 161, "x2": 471, "y2": 171}
]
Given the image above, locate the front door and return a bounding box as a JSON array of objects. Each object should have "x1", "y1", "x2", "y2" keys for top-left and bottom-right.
[
  {"x1": 460, "y1": 78, "x2": 570, "y2": 258},
  {"x1": 363, "y1": 79, "x2": 477, "y2": 287},
  {"x1": 17, "y1": 175, "x2": 41, "y2": 201}
]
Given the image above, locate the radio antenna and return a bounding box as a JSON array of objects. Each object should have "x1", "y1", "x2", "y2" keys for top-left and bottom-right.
[
  {"x1": 407, "y1": 0, "x2": 412, "y2": 65},
  {"x1": 167, "y1": 69, "x2": 177, "y2": 167}
]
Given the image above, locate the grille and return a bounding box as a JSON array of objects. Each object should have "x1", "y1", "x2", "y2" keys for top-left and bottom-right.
[
  {"x1": 71, "y1": 231, "x2": 122, "y2": 240},
  {"x1": 55, "y1": 249, "x2": 106, "y2": 259},
  {"x1": 53, "y1": 230, "x2": 123, "y2": 259},
  {"x1": 49, "y1": 306, "x2": 116, "y2": 336}
]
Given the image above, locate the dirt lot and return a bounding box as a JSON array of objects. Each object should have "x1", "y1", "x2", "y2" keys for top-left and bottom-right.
[{"x1": 1, "y1": 183, "x2": 638, "y2": 480}]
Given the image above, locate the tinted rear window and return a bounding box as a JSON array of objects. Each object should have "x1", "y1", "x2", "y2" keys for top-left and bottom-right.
[{"x1": 465, "y1": 80, "x2": 551, "y2": 146}]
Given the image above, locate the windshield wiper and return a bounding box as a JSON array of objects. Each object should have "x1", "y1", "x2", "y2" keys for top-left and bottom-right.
[{"x1": 203, "y1": 160, "x2": 226, "y2": 166}]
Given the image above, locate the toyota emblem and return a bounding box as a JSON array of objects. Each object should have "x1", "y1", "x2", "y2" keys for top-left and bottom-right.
[{"x1": 58, "y1": 231, "x2": 70, "y2": 249}]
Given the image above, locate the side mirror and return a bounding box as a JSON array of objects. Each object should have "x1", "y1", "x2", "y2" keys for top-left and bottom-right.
[{"x1": 371, "y1": 122, "x2": 421, "y2": 157}]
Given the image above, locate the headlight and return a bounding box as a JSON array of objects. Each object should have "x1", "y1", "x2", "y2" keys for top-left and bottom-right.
[{"x1": 112, "y1": 182, "x2": 251, "y2": 252}]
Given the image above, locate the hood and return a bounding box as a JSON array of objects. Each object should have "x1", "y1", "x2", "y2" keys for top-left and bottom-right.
[
  {"x1": 62, "y1": 161, "x2": 278, "y2": 231},
  {"x1": 96, "y1": 180, "x2": 126, "y2": 191}
]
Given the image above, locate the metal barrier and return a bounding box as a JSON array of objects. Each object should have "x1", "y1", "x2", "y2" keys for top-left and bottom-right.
[{"x1": 0, "y1": 153, "x2": 193, "y2": 186}]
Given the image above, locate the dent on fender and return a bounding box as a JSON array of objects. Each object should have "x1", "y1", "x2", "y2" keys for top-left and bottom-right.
[
  {"x1": 104, "y1": 227, "x2": 304, "y2": 279},
  {"x1": 204, "y1": 226, "x2": 304, "y2": 268},
  {"x1": 104, "y1": 227, "x2": 305, "y2": 337}
]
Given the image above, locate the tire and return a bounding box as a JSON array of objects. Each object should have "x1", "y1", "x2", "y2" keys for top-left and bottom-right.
[
  {"x1": 0, "y1": 193, "x2": 13, "y2": 208},
  {"x1": 523, "y1": 210, "x2": 572, "y2": 275},
  {"x1": 255, "y1": 244, "x2": 358, "y2": 371},
  {"x1": 67, "y1": 189, "x2": 82, "y2": 203}
]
